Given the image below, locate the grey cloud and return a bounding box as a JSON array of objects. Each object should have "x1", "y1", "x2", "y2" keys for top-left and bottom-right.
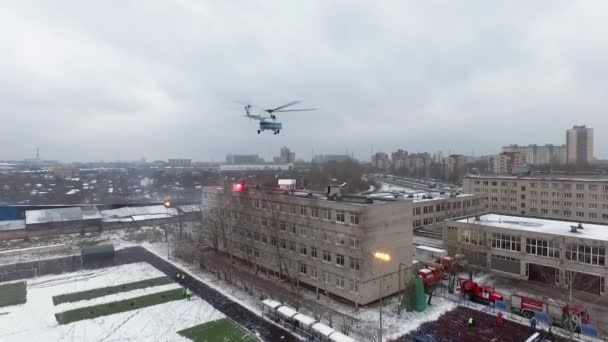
[{"x1": 1, "y1": 1, "x2": 607, "y2": 162}]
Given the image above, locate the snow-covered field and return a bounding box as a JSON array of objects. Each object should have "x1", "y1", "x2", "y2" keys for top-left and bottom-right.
[{"x1": 0, "y1": 262, "x2": 225, "y2": 342}]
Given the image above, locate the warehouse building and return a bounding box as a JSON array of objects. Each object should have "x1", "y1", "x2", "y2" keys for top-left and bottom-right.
[
  {"x1": 444, "y1": 213, "x2": 607, "y2": 295},
  {"x1": 201, "y1": 183, "x2": 413, "y2": 305}
]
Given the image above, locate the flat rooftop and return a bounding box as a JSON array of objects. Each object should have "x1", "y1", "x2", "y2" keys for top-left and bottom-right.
[{"x1": 455, "y1": 213, "x2": 608, "y2": 241}]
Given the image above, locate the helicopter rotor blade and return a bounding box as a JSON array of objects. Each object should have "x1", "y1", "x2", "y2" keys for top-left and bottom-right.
[
  {"x1": 266, "y1": 100, "x2": 301, "y2": 113},
  {"x1": 273, "y1": 108, "x2": 316, "y2": 112}
]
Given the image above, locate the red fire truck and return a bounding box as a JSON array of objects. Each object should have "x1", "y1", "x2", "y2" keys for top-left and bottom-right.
[
  {"x1": 511, "y1": 294, "x2": 590, "y2": 330},
  {"x1": 459, "y1": 278, "x2": 503, "y2": 304}
]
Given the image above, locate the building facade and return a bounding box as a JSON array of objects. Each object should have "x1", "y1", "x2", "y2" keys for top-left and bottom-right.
[
  {"x1": 566, "y1": 125, "x2": 594, "y2": 164},
  {"x1": 463, "y1": 175, "x2": 608, "y2": 224},
  {"x1": 201, "y1": 186, "x2": 413, "y2": 305},
  {"x1": 444, "y1": 213, "x2": 607, "y2": 295},
  {"x1": 371, "y1": 152, "x2": 390, "y2": 171},
  {"x1": 490, "y1": 152, "x2": 523, "y2": 175},
  {"x1": 502, "y1": 144, "x2": 566, "y2": 165},
  {"x1": 412, "y1": 194, "x2": 486, "y2": 229},
  {"x1": 168, "y1": 159, "x2": 192, "y2": 168},
  {"x1": 226, "y1": 154, "x2": 263, "y2": 164}
]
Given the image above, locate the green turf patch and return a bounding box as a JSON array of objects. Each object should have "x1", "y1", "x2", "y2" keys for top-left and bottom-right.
[
  {"x1": 0, "y1": 281, "x2": 27, "y2": 308},
  {"x1": 178, "y1": 318, "x2": 253, "y2": 342},
  {"x1": 52, "y1": 276, "x2": 174, "y2": 305},
  {"x1": 55, "y1": 288, "x2": 184, "y2": 324}
]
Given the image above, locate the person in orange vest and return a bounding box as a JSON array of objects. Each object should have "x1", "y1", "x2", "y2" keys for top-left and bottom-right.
[{"x1": 496, "y1": 311, "x2": 504, "y2": 327}]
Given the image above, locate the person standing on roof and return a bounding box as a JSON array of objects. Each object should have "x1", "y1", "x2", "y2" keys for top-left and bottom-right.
[
  {"x1": 467, "y1": 317, "x2": 474, "y2": 327},
  {"x1": 185, "y1": 288, "x2": 192, "y2": 301}
]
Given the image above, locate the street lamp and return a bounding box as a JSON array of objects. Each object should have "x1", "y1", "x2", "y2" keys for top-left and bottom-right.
[{"x1": 372, "y1": 251, "x2": 391, "y2": 342}]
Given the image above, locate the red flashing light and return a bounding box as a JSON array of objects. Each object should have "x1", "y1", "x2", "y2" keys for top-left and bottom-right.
[{"x1": 232, "y1": 182, "x2": 248, "y2": 192}]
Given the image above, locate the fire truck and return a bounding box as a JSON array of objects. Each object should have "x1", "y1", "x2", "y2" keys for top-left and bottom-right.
[
  {"x1": 459, "y1": 278, "x2": 503, "y2": 304},
  {"x1": 511, "y1": 294, "x2": 590, "y2": 330}
]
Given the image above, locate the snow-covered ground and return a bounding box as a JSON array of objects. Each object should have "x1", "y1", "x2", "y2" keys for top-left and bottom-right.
[{"x1": 0, "y1": 262, "x2": 225, "y2": 342}]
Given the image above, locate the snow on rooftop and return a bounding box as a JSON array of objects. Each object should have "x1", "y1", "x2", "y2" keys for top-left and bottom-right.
[
  {"x1": 329, "y1": 331, "x2": 357, "y2": 342},
  {"x1": 415, "y1": 245, "x2": 447, "y2": 253},
  {"x1": 312, "y1": 322, "x2": 336, "y2": 337},
  {"x1": 293, "y1": 313, "x2": 316, "y2": 327},
  {"x1": 25, "y1": 207, "x2": 83, "y2": 224},
  {"x1": 262, "y1": 299, "x2": 282, "y2": 309},
  {"x1": 66, "y1": 189, "x2": 80, "y2": 195},
  {"x1": 277, "y1": 305, "x2": 298, "y2": 318},
  {"x1": 0, "y1": 219, "x2": 26, "y2": 231},
  {"x1": 457, "y1": 214, "x2": 608, "y2": 241}
]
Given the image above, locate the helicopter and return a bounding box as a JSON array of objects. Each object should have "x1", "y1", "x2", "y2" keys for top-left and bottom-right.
[{"x1": 241, "y1": 101, "x2": 316, "y2": 134}]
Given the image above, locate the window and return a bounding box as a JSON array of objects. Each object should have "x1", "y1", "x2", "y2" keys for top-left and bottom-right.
[
  {"x1": 300, "y1": 263, "x2": 307, "y2": 275},
  {"x1": 491, "y1": 233, "x2": 521, "y2": 251},
  {"x1": 337, "y1": 234, "x2": 346, "y2": 245},
  {"x1": 300, "y1": 205, "x2": 307, "y2": 216},
  {"x1": 254, "y1": 200, "x2": 260, "y2": 208},
  {"x1": 589, "y1": 213, "x2": 598, "y2": 218},
  {"x1": 348, "y1": 279, "x2": 358, "y2": 292},
  {"x1": 300, "y1": 245, "x2": 307, "y2": 256},
  {"x1": 311, "y1": 247, "x2": 318, "y2": 258},
  {"x1": 350, "y1": 213, "x2": 360, "y2": 225},
  {"x1": 322, "y1": 209, "x2": 332, "y2": 220},
  {"x1": 564, "y1": 202, "x2": 572, "y2": 207},
  {"x1": 261, "y1": 234, "x2": 268, "y2": 244},
  {"x1": 552, "y1": 201, "x2": 560, "y2": 206},
  {"x1": 290, "y1": 205, "x2": 297, "y2": 215},
  {"x1": 271, "y1": 237, "x2": 277, "y2": 247},
  {"x1": 463, "y1": 229, "x2": 485, "y2": 246},
  {"x1": 576, "y1": 211, "x2": 585, "y2": 217},
  {"x1": 335, "y1": 276, "x2": 345, "y2": 289},
  {"x1": 564, "y1": 193, "x2": 572, "y2": 198},
  {"x1": 336, "y1": 210, "x2": 345, "y2": 223},
  {"x1": 590, "y1": 185, "x2": 598, "y2": 191},
  {"x1": 563, "y1": 210, "x2": 571, "y2": 216},
  {"x1": 350, "y1": 258, "x2": 360, "y2": 271},
  {"x1": 311, "y1": 207, "x2": 320, "y2": 218},
  {"x1": 414, "y1": 207, "x2": 421, "y2": 216},
  {"x1": 279, "y1": 221, "x2": 286, "y2": 231},
  {"x1": 290, "y1": 223, "x2": 297, "y2": 234},
  {"x1": 289, "y1": 241, "x2": 296, "y2": 252},
  {"x1": 576, "y1": 184, "x2": 584, "y2": 190},
  {"x1": 336, "y1": 254, "x2": 345, "y2": 267},
  {"x1": 300, "y1": 226, "x2": 307, "y2": 237},
  {"x1": 526, "y1": 238, "x2": 559, "y2": 258},
  {"x1": 254, "y1": 232, "x2": 260, "y2": 241},
  {"x1": 310, "y1": 267, "x2": 317, "y2": 279},
  {"x1": 323, "y1": 231, "x2": 332, "y2": 242},
  {"x1": 254, "y1": 250, "x2": 260, "y2": 258},
  {"x1": 322, "y1": 250, "x2": 331, "y2": 262},
  {"x1": 541, "y1": 208, "x2": 548, "y2": 214},
  {"x1": 323, "y1": 272, "x2": 330, "y2": 284},
  {"x1": 350, "y1": 237, "x2": 359, "y2": 248},
  {"x1": 541, "y1": 191, "x2": 548, "y2": 197},
  {"x1": 261, "y1": 217, "x2": 268, "y2": 227},
  {"x1": 414, "y1": 220, "x2": 421, "y2": 227},
  {"x1": 576, "y1": 203, "x2": 584, "y2": 208},
  {"x1": 566, "y1": 244, "x2": 605, "y2": 266},
  {"x1": 576, "y1": 193, "x2": 585, "y2": 199},
  {"x1": 262, "y1": 201, "x2": 268, "y2": 209},
  {"x1": 280, "y1": 239, "x2": 286, "y2": 249},
  {"x1": 279, "y1": 203, "x2": 286, "y2": 213}
]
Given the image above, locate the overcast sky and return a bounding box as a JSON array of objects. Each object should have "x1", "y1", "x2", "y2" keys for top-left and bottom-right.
[{"x1": 1, "y1": 1, "x2": 607, "y2": 162}]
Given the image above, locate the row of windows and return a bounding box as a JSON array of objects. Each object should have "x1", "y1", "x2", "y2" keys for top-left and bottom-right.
[
  {"x1": 491, "y1": 233, "x2": 521, "y2": 251},
  {"x1": 250, "y1": 200, "x2": 360, "y2": 225},
  {"x1": 526, "y1": 238, "x2": 559, "y2": 258},
  {"x1": 243, "y1": 228, "x2": 360, "y2": 250},
  {"x1": 474, "y1": 180, "x2": 608, "y2": 192},
  {"x1": 413, "y1": 200, "x2": 480, "y2": 216},
  {"x1": 565, "y1": 244, "x2": 606, "y2": 266},
  {"x1": 528, "y1": 208, "x2": 608, "y2": 219}
]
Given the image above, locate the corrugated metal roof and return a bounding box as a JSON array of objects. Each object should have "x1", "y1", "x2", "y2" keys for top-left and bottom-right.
[{"x1": 26, "y1": 207, "x2": 83, "y2": 224}]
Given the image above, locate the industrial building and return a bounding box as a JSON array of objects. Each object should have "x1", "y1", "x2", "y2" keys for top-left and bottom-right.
[
  {"x1": 201, "y1": 182, "x2": 413, "y2": 305},
  {"x1": 443, "y1": 213, "x2": 607, "y2": 295},
  {"x1": 463, "y1": 174, "x2": 608, "y2": 225}
]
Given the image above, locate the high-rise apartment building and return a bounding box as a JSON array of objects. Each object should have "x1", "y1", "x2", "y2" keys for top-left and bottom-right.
[
  {"x1": 501, "y1": 144, "x2": 566, "y2": 165},
  {"x1": 566, "y1": 125, "x2": 593, "y2": 164},
  {"x1": 490, "y1": 152, "x2": 523, "y2": 174}
]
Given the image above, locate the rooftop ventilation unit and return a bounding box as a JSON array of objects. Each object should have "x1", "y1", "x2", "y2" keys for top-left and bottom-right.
[{"x1": 570, "y1": 223, "x2": 583, "y2": 233}]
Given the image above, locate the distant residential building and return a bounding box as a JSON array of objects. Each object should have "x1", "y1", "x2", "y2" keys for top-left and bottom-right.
[
  {"x1": 502, "y1": 144, "x2": 566, "y2": 165},
  {"x1": 566, "y1": 125, "x2": 593, "y2": 164},
  {"x1": 168, "y1": 159, "x2": 192, "y2": 168},
  {"x1": 312, "y1": 154, "x2": 351, "y2": 163},
  {"x1": 463, "y1": 174, "x2": 608, "y2": 224},
  {"x1": 274, "y1": 147, "x2": 295, "y2": 164},
  {"x1": 226, "y1": 154, "x2": 263, "y2": 164},
  {"x1": 53, "y1": 168, "x2": 80, "y2": 178},
  {"x1": 444, "y1": 155, "x2": 465, "y2": 181},
  {"x1": 490, "y1": 152, "x2": 523, "y2": 175},
  {"x1": 371, "y1": 152, "x2": 390, "y2": 171}
]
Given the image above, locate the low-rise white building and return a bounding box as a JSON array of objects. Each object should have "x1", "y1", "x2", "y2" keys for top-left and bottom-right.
[{"x1": 444, "y1": 213, "x2": 607, "y2": 295}]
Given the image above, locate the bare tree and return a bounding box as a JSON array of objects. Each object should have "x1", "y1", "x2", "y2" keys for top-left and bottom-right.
[{"x1": 338, "y1": 315, "x2": 355, "y2": 335}]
